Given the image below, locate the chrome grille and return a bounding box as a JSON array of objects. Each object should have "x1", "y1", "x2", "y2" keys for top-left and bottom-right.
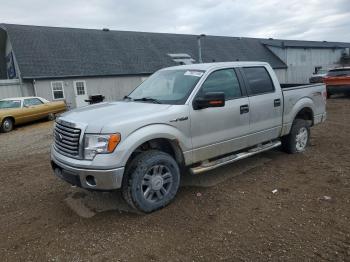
[{"x1": 54, "y1": 121, "x2": 81, "y2": 157}]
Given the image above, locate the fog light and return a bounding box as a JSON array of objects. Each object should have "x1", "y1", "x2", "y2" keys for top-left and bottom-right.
[{"x1": 86, "y1": 175, "x2": 96, "y2": 187}]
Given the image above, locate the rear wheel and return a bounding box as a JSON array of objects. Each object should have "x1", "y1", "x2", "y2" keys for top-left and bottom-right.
[
  {"x1": 1, "y1": 118, "x2": 14, "y2": 133},
  {"x1": 48, "y1": 113, "x2": 56, "y2": 121},
  {"x1": 122, "y1": 150, "x2": 180, "y2": 213},
  {"x1": 282, "y1": 119, "x2": 310, "y2": 154}
]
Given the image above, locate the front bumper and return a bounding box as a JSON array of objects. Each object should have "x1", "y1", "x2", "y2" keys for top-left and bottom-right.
[{"x1": 51, "y1": 150, "x2": 124, "y2": 191}]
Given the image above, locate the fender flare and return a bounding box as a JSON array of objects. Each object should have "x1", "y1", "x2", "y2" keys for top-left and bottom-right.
[
  {"x1": 116, "y1": 124, "x2": 192, "y2": 167},
  {"x1": 282, "y1": 97, "x2": 315, "y2": 135}
]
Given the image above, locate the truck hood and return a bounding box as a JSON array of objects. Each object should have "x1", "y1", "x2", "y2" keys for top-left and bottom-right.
[{"x1": 59, "y1": 101, "x2": 172, "y2": 133}]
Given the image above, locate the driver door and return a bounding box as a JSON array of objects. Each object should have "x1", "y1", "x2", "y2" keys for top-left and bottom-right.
[{"x1": 190, "y1": 68, "x2": 250, "y2": 163}]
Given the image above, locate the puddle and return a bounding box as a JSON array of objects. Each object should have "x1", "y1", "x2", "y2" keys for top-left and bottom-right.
[
  {"x1": 65, "y1": 153, "x2": 274, "y2": 218},
  {"x1": 65, "y1": 190, "x2": 134, "y2": 218}
]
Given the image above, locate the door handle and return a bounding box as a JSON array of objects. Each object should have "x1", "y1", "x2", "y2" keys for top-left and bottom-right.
[
  {"x1": 240, "y1": 104, "x2": 249, "y2": 114},
  {"x1": 274, "y1": 99, "x2": 281, "y2": 107}
]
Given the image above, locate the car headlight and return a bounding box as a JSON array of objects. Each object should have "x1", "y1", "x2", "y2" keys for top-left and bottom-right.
[{"x1": 84, "y1": 133, "x2": 121, "y2": 160}]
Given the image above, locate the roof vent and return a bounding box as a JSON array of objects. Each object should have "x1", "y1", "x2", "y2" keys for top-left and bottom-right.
[
  {"x1": 168, "y1": 53, "x2": 195, "y2": 65},
  {"x1": 268, "y1": 38, "x2": 273, "y2": 40},
  {"x1": 102, "y1": 28, "x2": 110, "y2": 32}
]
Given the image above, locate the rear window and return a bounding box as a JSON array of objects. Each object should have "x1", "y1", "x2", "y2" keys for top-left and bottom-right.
[
  {"x1": 242, "y1": 67, "x2": 275, "y2": 96},
  {"x1": 327, "y1": 69, "x2": 350, "y2": 77}
]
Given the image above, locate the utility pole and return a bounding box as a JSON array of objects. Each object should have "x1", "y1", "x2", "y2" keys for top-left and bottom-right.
[{"x1": 197, "y1": 34, "x2": 206, "y2": 63}]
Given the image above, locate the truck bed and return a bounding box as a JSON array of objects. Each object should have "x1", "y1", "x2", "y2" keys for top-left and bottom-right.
[{"x1": 281, "y1": 83, "x2": 326, "y2": 133}]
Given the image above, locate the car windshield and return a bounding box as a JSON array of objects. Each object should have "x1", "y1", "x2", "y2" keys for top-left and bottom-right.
[
  {"x1": 327, "y1": 69, "x2": 350, "y2": 77},
  {"x1": 0, "y1": 100, "x2": 21, "y2": 109},
  {"x1": 128, "y1": 69, "x2": 204, "y2": 105}
]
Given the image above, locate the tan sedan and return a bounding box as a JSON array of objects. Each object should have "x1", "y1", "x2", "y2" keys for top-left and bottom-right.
[{"x1": 0, "y1": 97, "x2": 67, "y2": 133}]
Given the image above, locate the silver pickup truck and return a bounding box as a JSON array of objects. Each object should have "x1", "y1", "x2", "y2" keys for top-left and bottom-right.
[{"x1": 51, "y1": 62, "x2": 327, "y2": 213}]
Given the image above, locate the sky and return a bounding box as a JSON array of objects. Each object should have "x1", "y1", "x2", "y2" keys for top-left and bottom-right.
[{"x1": 1, "y1": 0, "x2": 350, "y2": 42}]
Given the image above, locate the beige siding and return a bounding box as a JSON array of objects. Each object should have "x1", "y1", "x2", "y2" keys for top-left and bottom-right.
[{"x1": 34, "y1": 75, "x2": 145, "y2": 109}]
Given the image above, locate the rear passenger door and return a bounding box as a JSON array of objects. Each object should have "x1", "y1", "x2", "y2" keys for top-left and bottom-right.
[
  {"x1": 190, "y1": 68, "x2": 250, "y2": 163},
  {"x1": 240, "y1": 66, "x2": 283, "y2": 146}
]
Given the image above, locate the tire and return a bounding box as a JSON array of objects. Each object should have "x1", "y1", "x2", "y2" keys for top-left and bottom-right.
[
  {"x1": 48, "y1": 113, "x2": 56, "y2": 121},
  {"x1": 281, "y1": 119, "x2": 310, "y2": 154},
  {"x1": 1, "y1": 118, "x2": 14, "y2": 133},
  {"x1": 122, "y1": 150, "x2": 180, "y2": 213}
]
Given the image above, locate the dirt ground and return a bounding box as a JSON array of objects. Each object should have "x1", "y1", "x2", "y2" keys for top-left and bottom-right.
[{"x1": 0, "y1": 97, "x2": 349, "y2": 261}]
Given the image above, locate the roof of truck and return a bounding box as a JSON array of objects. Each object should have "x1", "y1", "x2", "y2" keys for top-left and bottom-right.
[{"x1": 162, "y1": 61, "x2": 270, "y2": 71}]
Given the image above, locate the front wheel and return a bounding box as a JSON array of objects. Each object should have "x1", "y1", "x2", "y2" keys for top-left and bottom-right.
[
  {"x1": 282, "y1": 119, "x2": 310, "y2": 154},
  {"x1": 122, "y1": 150, "x2": 180, "y2": 213},
  {"x1": 1, "y1": 118, "x2": 14, "y2": 133}
]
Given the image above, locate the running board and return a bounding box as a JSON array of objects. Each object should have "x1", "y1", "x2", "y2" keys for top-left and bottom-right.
[{"x1": 190, "y1": 140, "x2": 281, "y2": 174}]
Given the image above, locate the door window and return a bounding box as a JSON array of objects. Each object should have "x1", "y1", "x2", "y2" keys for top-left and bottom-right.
[
  {"x1": 200, "y1": 69, "x2": 242, "y2": 100},
  {"x1": 23, "y1": 98, "x2": 43, "y2": 107},
  {"x1": 242, "y1": 67, "x2": 275, "y2": 95}
]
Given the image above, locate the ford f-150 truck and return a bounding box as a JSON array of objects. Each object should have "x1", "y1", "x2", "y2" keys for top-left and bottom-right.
[{"x1": 51, "y1": 62, "x2": 327, "y2": 213}]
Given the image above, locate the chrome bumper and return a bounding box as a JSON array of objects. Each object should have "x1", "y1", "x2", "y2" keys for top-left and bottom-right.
[{"x1": 51, "y1": 152, "x2": 124, "y2": 191}]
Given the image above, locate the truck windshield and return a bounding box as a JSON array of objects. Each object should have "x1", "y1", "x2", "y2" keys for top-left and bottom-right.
[
  {"x1": 0, "y1": 100, "x2": 21, "y2": 109},
  {"x1": 128, "y1": 69, "x2": 204, "y2": 105}
]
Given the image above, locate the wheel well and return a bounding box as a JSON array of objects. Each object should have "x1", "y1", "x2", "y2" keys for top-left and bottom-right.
[
  {"x1": 295, "y1": 107, "x2": 313, "y2": 126},
  {"x1": 127, "y1": 138, "x2": 185, "y2": 167},
  {"x1": 2, "y1": 116, "x2": 15, "y2": 124}
]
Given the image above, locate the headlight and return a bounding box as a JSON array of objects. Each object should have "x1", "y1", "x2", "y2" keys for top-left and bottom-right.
[{"x1": 84, "y1": 133, "x2": 121, "y2": 160}]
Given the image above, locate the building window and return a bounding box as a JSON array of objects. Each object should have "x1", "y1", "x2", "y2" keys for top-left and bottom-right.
[
  {"x1": 74, "y1": 81, "x2": 86, "y2": 95},
  {"x1": 51, "y1": 81, "x2": 65, "y2": 100}
]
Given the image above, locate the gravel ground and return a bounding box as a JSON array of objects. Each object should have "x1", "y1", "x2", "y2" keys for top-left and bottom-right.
[{"x1": 0, "y1": 97, "x2": 349, "y2": 261}]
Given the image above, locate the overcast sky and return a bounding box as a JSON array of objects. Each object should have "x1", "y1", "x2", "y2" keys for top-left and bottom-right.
[{"x1": 1, "y1": 0, "x2": 350, "y2": 42}]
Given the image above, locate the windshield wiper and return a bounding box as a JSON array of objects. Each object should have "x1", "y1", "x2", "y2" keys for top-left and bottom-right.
[
  {"x1": 123, "y1": 95, "x2": 133, "y2": 101},
  {"x1": 133, "y1": 97, "x2": 162, "y2": 104}
]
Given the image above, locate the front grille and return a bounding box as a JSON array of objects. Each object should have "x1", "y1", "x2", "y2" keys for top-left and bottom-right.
[{"x1": 54, "y1": 122, "x2": 81, "y2": 157}]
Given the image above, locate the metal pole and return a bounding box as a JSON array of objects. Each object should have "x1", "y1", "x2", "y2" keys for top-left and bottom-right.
[
  {"x1": 197, "y1": 34, "x2": 205, "y2": 63},
  {"x1": 198, "y1": 37, "x2": 202, "y2": 63}
]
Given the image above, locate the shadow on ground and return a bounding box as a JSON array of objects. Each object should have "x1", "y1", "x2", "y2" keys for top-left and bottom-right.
[{"x1": 64, "y1": 151, "x2": 279, "y2": 218}]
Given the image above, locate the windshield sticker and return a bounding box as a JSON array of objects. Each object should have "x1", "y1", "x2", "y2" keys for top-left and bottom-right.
[{"x1": 184, "y1": 71, "x2": 204, "y2": 77}]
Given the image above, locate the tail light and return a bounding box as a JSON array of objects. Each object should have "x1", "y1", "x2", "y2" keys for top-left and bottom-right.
[{"x1": 322, "y1": 90, "x2": 327, "y2": 104}]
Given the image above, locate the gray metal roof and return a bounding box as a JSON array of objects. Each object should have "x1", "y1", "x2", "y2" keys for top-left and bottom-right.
[
  {"x1": 0, "y1": 24, "x2": 288, "y2": 79},
  {"x1": 261, "y1": 38, "x2": 350, "y2": 49}
]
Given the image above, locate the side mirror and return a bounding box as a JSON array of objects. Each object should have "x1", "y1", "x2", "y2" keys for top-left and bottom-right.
[{"x1": 193, "y1": 92, "x2": 225, "y2": 110}]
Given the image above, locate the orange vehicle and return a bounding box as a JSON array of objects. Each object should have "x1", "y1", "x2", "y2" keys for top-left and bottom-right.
[
  {"x1": 0, "y1": 96, "x2": 67, "y2": 133},
  {"x1": 323, "y1": 67, "x2": 350, "y2": 98}
]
